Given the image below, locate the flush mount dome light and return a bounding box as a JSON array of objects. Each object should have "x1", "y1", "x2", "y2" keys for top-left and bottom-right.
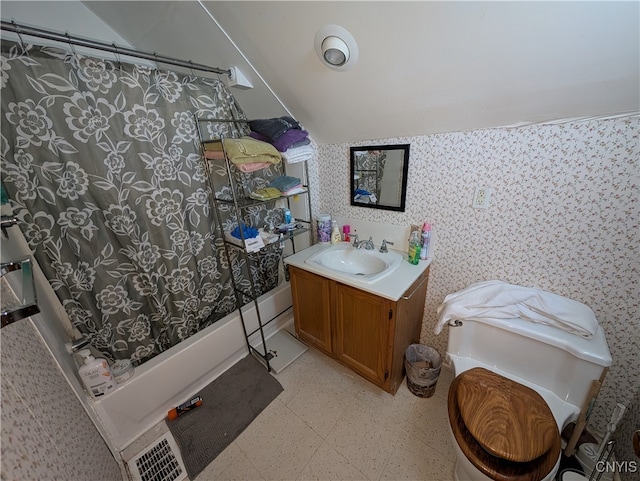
[{"x1": 314, "y1": 24, "x2": 358, "y2": 71}]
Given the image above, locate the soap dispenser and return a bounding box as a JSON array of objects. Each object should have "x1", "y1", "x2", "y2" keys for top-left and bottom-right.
[
  {"x1": 330, "y1": 221, "x2": 341, "y2": 244},
  {"x1": 77, "y1": 349, "x2": 117, "y2": 397}
]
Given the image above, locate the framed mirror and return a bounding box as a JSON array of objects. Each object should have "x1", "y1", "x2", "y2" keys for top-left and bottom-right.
[{"x1": 350, "y1": 144, "x2": 410, "y2": 212}]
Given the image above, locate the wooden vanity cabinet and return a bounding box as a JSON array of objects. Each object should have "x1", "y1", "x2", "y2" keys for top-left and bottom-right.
[{"x1": 289, "y1": 265, "x2": 430, "y2": 394}]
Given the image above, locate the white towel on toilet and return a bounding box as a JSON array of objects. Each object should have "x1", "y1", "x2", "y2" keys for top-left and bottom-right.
[{"x1": 434, "y1": 280, "x2": 599, "y2": 338}]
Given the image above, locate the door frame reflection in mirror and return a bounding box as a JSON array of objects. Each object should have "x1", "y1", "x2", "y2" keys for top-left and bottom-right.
[{"x1": 350, "y1": 144, "x2": 410, "y2": 212}]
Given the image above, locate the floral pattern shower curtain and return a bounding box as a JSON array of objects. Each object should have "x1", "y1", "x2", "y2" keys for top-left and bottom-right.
[{"x1": 0, "y1": 40, "x2": 275, "y2": 364}]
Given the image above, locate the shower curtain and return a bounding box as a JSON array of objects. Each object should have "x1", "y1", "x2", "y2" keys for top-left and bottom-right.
[{"x1": 0, "y1": 40, "x2": 280, "y2": 364}]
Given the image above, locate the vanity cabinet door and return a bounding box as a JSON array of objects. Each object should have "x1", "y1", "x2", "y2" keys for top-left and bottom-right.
[
  {"x1": 334, "y1": 283, "x2": 393, "y2": 389},
  {"x1": 289, "y1": 266, "x2": 333, "y2": 354}
]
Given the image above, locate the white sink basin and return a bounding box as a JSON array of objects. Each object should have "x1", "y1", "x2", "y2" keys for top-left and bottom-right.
[{"x1": 304, "y1": 243, "x2": 403, "y2": 283}]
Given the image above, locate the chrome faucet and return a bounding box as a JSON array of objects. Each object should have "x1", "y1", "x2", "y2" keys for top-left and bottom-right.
[
  {"x1": 352, "y1": 234, "x2": 361, "y2": 248},
  {"x1": 352, "y1": 234, "x2": 375, "y2": 250},
  {"x1": 362, "y1": 236, "x2": 375, "y2": 250},
  {"x1": 379, "y1": 239, "x2": 394, "y2": 253}
]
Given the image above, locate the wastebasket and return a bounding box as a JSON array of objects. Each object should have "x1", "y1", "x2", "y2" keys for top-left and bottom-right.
[{"x1": 405, "y1": 344, "x2": 442, "y2": 398}]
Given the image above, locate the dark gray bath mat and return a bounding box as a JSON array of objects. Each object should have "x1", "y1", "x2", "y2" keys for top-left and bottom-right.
[{"x1": 167, "y1": 354, "x2": 283, "y2": 480}]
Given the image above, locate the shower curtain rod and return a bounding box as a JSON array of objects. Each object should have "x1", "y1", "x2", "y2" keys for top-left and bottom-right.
[{"x1": 0, "y1": 19, "x2": 232, "y2": 78}]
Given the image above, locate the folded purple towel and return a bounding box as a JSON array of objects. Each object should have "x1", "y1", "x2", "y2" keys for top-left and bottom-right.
[{"x1": 250, "y1": 129, "x2": 309, "y2": 152}]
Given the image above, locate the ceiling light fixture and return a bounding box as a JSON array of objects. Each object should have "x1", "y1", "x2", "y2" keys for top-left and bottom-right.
[{"x1": 314, "y1": 24, "x2": 358, "y2": 71}]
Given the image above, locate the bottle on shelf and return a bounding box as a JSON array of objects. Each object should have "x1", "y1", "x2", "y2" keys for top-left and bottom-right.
[{"x1": 420, "y1": 222, "x2": 431, "y2": 260}]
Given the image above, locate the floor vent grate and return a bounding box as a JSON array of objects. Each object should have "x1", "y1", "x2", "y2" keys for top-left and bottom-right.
[{"x1": 127, "y1": 432, "x2": 187, "y2": 481}]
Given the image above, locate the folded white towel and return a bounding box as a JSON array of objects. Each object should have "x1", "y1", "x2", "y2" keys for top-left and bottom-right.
[
  {"x1": 434, "y1": 280, "x2": 599, "y2": 338},
  {"x1": 282, "y1": 144, "x2": 315, "y2": 164}
]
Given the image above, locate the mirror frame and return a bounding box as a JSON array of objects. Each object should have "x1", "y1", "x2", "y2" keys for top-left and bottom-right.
[{"x1": 350, "y1": 144, "x2": 410, "y2": 212}]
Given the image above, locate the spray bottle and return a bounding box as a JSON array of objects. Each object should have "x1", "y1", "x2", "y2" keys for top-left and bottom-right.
[
  {"x1": 407, "y1": 230, "x2": 421, "y2": 265},
  {"x1": 420, "y1": 223, "x2": 431, "y2": 260}
]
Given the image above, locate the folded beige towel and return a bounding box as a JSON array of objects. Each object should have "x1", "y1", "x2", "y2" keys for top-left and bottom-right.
[{"x1": 222, "y1": 137, "x2": 282, "y2": 166}]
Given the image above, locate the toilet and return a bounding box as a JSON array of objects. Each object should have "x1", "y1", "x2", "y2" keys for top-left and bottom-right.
[{"x1": 445, "y1": 316, "x2": 612, "y2": 481}]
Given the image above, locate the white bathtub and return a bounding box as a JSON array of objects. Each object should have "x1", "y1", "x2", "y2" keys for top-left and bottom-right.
[{"x1": 89, "y1": 282, "x2": 293, "y2": 451}]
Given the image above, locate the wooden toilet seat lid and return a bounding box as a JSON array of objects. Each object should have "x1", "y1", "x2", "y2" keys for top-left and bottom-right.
[{"x1": 455, "y1": 367, "x2": 558, "y2": 463}]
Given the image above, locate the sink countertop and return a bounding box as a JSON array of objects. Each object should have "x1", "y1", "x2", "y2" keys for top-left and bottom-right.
[{"x1": 284, "y1": 242, "x2": 432, "y2": 301}]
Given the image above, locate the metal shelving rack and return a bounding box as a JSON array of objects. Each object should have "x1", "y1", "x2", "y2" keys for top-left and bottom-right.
[{"x1": 195, "y1": 116, "x2": 312, "y2": 371}]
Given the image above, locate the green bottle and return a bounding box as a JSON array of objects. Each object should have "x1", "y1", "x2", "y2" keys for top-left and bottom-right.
[{"x1": 407, "y1": 231, "x2": 420, "y2": 265}]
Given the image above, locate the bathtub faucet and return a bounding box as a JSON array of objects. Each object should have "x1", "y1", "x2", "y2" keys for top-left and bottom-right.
[{"x1": 66, "y1": 336, "x2": 90, "y2": 353}]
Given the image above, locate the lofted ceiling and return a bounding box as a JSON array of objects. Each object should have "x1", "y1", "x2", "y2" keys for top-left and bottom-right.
[{"x1": 57, "y1": 2, "x2": 640, "y2": 143}]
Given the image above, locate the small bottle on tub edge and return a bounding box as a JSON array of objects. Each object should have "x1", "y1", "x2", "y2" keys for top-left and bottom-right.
[
  {"x1": 167, "y1": 395, "x2": 203, "y2": 420},
  {"x1": 77, "y1": 349, "x2": 117, "y2": 398}
]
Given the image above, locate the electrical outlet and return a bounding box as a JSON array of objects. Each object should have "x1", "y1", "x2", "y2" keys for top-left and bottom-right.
[{"x1": 472, "y1": 187, "x2": 492, "y2": 209}]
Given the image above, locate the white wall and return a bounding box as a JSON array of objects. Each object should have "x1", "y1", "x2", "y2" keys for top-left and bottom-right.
[{"x1": 1, "y1": 1, "x2": 131, "y2": 49}]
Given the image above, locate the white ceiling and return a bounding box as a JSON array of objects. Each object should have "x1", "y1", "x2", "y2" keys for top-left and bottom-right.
[{"x1": 78, "y1": 2, "x2": 640, "y2": 143}]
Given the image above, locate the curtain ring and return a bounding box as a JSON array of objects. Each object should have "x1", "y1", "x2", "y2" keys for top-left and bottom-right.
[
  {"x1": 65, "y1": 31, "x2": 77, "y2": 56},
  {"x1": 112, "y1": 42, "x2": 122, "y2": 70},
  {"x1": 152, "y1": 51, "x2": 160, "y2": 75},
  {"x1": 12, "y1": 21, "x2": 27, "y2": 51},
  {"x1": 188, "y1": 60, "x2": 196, "y2": 78}
]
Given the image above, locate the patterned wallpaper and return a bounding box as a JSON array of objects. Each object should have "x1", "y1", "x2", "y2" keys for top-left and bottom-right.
[
  {"x1": 0, "y1": 318, "x2": 121, "y2": 480},
  {"x1": 312, "y1": 115, "x2": 639, "y2": 433}
]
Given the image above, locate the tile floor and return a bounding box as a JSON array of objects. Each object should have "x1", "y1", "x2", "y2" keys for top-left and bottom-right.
[{"x1": 195, "y1": 347, "x2": 456, "y2": 481}]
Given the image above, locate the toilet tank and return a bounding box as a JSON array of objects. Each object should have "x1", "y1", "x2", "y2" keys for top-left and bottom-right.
[{"x1": 446, "y1": 317, "x2": 612, "y2": 409}]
